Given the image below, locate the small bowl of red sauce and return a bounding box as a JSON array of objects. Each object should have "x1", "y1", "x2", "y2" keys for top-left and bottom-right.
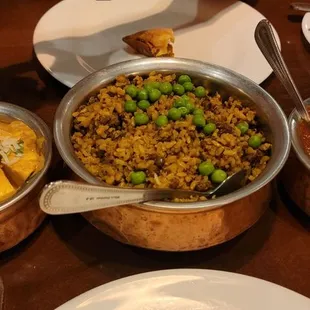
[{"x1": 282, "y1": 99, "x2": 310, "y2": 215}]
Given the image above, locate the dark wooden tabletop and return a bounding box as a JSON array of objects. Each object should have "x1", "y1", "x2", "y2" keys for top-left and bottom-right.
[{"x1": 1, "y1": 0, "x2": 310, "y2": 309}]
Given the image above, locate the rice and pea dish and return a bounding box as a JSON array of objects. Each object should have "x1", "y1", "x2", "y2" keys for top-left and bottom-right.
[{"x1": 71, "y1": 72, "x2": 272, "y2": 200}]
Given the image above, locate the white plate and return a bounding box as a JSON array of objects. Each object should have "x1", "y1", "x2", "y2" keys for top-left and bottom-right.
[
  {"x1": 33, "y1": 0, "x2": 280, "y2": 88},
  {"x1": 302, "y1": 12, "x2": 310, "y2": 44},
  {"x1": 56, "y1": 269, "x2": 310, "y2": 310}
]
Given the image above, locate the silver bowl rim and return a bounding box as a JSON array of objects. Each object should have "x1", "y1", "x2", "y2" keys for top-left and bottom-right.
[
  {"x1": 54, "y1": 57, "x2": 291, "y2": 211},
  {"x1": 0, "y1": 101, "x2": 53, "y2": 212},
  {"x1": 289, "y1": 98, "x2": 310, "y2": 172}
]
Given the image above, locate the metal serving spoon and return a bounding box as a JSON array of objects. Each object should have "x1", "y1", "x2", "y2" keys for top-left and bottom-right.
[
  {"x1": 39, "y1": 170, "x2": 246, "y2": 215},
  {"x1": 255, "y1": 19, "x2": 310, "y2": 122},
  {"x1": 290, "y1": 2, "x2": 310, "y2": 12}
]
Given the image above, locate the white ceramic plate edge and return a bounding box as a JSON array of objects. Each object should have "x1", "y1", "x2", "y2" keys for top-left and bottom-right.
[{"x1": 56, "y1": 268, "x2": 310, "y2": 310}]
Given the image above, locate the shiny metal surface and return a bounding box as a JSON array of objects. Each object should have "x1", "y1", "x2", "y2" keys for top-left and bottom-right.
[
  {"x1": 290, "y1": 2, "x2": 310, "y2": 12},
  {"x1": 39, "y1": 170, "x2": 246, "y2": 215},
  {"x1": 255, "y1": 19, "x2": 310, "y2": 121},
  {"x1": 0, "y1": 102, "x2": 52, "y2": 212},
  {"x1": 289, "y1": 98, "x2": 310, "y2": 171},
  {"x1": 54, "y1": 57, "x2": 290, "y2": 211}
]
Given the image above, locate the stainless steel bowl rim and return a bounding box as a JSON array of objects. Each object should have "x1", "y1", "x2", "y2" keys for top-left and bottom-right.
[
  {"x1": 289, "y1": 98, "x2": 310, "y2": 171},
  {"x1": 54, "y1": 57, "x2": 291, "y2": 211},
  {"x1": 0, "y1": 102, "x2": 52, "y2": 212}
]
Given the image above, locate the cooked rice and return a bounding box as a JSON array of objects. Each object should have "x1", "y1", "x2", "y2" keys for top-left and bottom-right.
[{"x1": 71, "y1": 72, "x2": 272, "y2": 200}]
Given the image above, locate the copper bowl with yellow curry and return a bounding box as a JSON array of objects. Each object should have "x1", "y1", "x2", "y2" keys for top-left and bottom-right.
[{"x1": 0, "y1": 102, "x2": 52, "y2": 252}]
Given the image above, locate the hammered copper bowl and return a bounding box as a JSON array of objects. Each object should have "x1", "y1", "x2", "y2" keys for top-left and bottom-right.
[
  {"x1": 0, "y1": 102, "x2": 52, "y2": 252},
  {"x1": 281, "y1": 99, "x2": 310, "y2": 216},
  {"x1": 54, "y1": 58, "x2": 290, "y2": 251}
]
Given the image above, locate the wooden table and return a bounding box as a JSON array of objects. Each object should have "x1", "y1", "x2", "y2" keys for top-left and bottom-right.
[{"x1": 0, "y1": 0, "x2": 310, "y2": 309}]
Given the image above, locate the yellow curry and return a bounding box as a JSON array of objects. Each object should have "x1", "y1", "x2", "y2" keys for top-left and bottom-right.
[{"x1": 0, "y1": 120, "x2": 44, "y2": 203}]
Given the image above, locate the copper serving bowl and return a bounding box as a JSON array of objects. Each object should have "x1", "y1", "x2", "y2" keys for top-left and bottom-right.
[
  {"x1": 281, "y1": 99, "x2": 310, "y2": 215},
  {"x1": 54, "y1": 58, "x2": 290, "y2": 251},
  {"x1": 0, "y1": 102, "x2": 52, "y2": 252}
]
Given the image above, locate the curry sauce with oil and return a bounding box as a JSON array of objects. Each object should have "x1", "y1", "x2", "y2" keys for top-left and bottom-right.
[
  {"x1": 0, "y1": 120, "x2": 44, "y2": 203},
  {"x1": 298, "y1": 120, "x2": 310, "y2": 157}
]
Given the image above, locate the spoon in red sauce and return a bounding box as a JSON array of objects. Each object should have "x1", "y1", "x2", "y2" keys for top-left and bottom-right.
[{"x1": 255, "y1": 19, "x2": 310, "y2": 122}]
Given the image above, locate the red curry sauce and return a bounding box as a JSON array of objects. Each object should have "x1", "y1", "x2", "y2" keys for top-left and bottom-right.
[{"x1": 298, "y1": 120, "x2": 310, "y2": 156}]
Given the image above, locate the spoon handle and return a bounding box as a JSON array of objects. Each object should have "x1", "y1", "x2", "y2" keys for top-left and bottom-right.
[
  {"x1": 290, "y1": 2, "x2": 310, "y2": 12},
  {"x1": 39, "y1": 181, "x2": 171, "y2": 215},
  {"x1": 255, "y1": 19, "x2": 309, "y2": 121}
]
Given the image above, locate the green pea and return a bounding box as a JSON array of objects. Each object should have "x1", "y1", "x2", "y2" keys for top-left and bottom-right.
[
  {"x1": 183, "y1": 81, "x2": 194, "y2": 92},
  {"x1": 248, "y1": 135, "x2": 262, "y2": 149},
  {"x1": 168, "y1": 107, "x2": 182, "y2": 121},
  {"x1": 144, "y1": 81, "x2": 160, "y2": 91},
  {"x1": 236, "y1": 121, "x2": 249, "y2": 135},
  {"x1": 192, "y1": 114, "x2": 206, "y2": 127},
  {"x1": 178, "y1": 74, "x2": 191, "y2": 85},
  {"x1": 137, "y1": 89, "x2": 148, "y2": 101},
  {"x1": 137, "y1": 100, "x2": 150, "y2": 111},
  {"x1": 125, "y1": 85, "x2": 137, "y2": 98},
  {"x1": 144, "y1": 84, "x2": 153, "y2": 92},
  {"x1": 159, "y1": 82, "x2": 173, "y2": 95},
  {"x1": 150, "y1": 81, "x2": 161, "y2": 89},
  {"x1": 181, "y1": 95, "x2": 194, "y2": 112},
  {"x1": 203, "y1": 122, "x2": 216, "y2": 135},
  {"x1": 174, "y1": 98, "x2": 186, "y2": 108},
  {"x1": 178, "y1": 106, "x2": 189, "y2": 117},
  {"x1": 185, "y1": 102, "x2": 194, "y2": 113},
  {"x1": 155, "y1": 115, "x2": 169, "y2": 127},
  {"x1": 198, "y1": 161, "x2": 215, "y2": 176},
  {"x1": 130, "y1": 171, "x2": 146, "y2": 185},
  {"x1": 193, "y1": 108, "x2": 204, "y2": 115},
  {"x1": 148, "y1": 88, "x2": 162, "y2": 102},
  {"x1": 195, "y1": 86, "x2": 206, "y2": 98},
  {"x1": 173, "y1": 84, "x2": 185, "y2": 96},
  {"x1": 124, "y1": 100, "x2": 137, "y2": 113},
  {"x1": 211, "y1": 169, "x2": 227, "y2": 183},
  {"x1": 181, "y1": 94, "x2": 191, "y2": 103},
  {"x1": 134, "y1": 113, "x2": 149, "y2": 126}
]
